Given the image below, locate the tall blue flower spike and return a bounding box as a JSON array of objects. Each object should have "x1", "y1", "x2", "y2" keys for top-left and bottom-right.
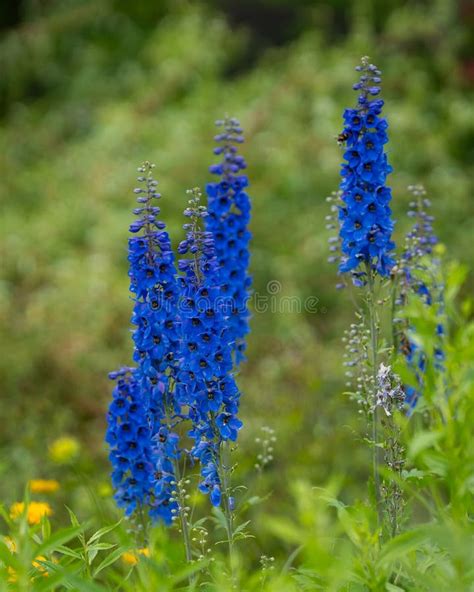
[
  {"x1": 337, "y1": 57, "x2": 395, "y2": 282},
  {"x1": 396, "y1": 185, "x2": 445, "y2": 410},
  {"x1": 206, "y1": 117, "x2": 252, "y2": 365},
  {"x1": 107, "y1": 162, "x2": 181, "y2": 525},
  {"x1": 106, "y1": 367, "x2": 156, "y2": 517},
  {"x1": 177, "y1": 188, "x2": 242, "y2": 506}
]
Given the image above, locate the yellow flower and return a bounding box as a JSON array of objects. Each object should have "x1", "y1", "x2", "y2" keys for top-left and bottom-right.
[
  {"x1": 29, "y1": 479, "x2": 60, "y2": 494},
  {"x1": 121, "y1": 548, "x2": 150, "y2": 566},
  {"x1": 4, "y1": 536, "x2": 16, "y2": 553},
  {"x1": 7, "y1": 566, "x2": 17, "y2": 583},
  {"x1": 10, "y1": 501, "x2": 53, "y2": 525},
  {"x1": 32, "y1": 555, "x2": 49, "y2": 577},
  {"x1": 48, "y1": 436, "x2": 80, "y2": 464},
  {"x1": 3, "y1": 538, "x2": 52, "y2": 580}
]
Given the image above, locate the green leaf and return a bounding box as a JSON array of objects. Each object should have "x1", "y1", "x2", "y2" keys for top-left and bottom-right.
[
  {"x1": 87, "y1": 542, "x2": 116, "y2": 564},
  {"x1": 66, "y1": 507, "x2": 80, "y2": 527},
  {"x1": 211, "y1": 506, "x2": 227, "y2": 531},
  {"x1": 386, "y1": 584, "x2": 406, "y2": 592},
  {"x1": 0, "y1": 540, "x2": 22, "y2": 571},
  {"x1": 170, "y1": 558, "x2": 209, "y2": 585},
  {"x1": 35, "y1": 524, "x2": 84, "y2": 557},
  {"x1": 407, "y1": 431, "x2": 442, "y2": 459},
  {"x1": 61, "y1": 572, "x2": 109, "y2": 592},
  {"x1": 55, "y1": 545, "x2": 83, "y2": 559},
  {"x1": 31, "y1": 568, "x2": 69, "y2": 592},
  {"x1": 401, "y1": 468, "x2": 426, "y2": 480},
  {"x1": 233, "y1": 520, "x2": 251, "y2": 536},
  {"x1": 86, "y1": 520, "x2": 121, "y2": 546},
  {"x1": 93, "y1": 546, "x2": 128, "y2": 578},
  {"x1": 378, "y1": 528, "x2": 429, "y2": 566}
]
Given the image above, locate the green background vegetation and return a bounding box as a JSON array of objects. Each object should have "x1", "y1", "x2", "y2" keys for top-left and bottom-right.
[{"x1": 0, "y1": 0, "x2": 473, "y2": 587}]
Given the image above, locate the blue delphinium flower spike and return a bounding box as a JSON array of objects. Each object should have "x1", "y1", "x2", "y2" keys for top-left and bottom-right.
[
  {"x1": 108, "y1": 162, "x2": 181, "y2": 525},
  {"x1": 106, "y1": 367, "x2": 157, "y2": 517},
  {"x1": 177, "y1": 188, "x2": 242, "y2": 506},
  {"x1": 395, "y1": 185, "x2": 445, "y2": 410},
  {"x1": 206, "y1": 117, "x2": 252, "y2": 364},
  {"x1": 337, "y1": 57, "x2": 395, "y2": 282}
]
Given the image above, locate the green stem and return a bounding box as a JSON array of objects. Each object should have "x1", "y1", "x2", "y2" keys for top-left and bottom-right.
[
  {"x1": 219, "y1": 441, "x2": 236, "y2": 582},
  {"x1": 136, "y1": 503, "x2": 149, "y2": 548},
  {"x1": 163, "y1": 377, "x2": 193, "y2": 569},
  {"x1": 172, "y1": 460, "x2": 194, "y2": 565},
  {"x1": 366, "y1": 263, "x2": 383, "y2": 531}
]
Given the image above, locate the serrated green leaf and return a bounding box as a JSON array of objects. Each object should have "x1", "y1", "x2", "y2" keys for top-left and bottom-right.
[{"x1": 233, "y1": 520, "x2": 251, "y2": 536}]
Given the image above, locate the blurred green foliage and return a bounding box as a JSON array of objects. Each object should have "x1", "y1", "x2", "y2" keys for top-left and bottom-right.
[{"x1": 0, "y1": 0, "x2": 473, "y2": 568}]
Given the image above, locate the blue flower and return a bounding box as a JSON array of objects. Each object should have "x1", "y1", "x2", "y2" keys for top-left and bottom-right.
[
  {"x1": 107, "y1": 162, "x2": 182, "y2": 525},
  {"x1": 337, "y1": 58, "x2": 395, "y2": 280},
  {"x1": 396, "y1": 185, "x2": 445, "y2": 411},
  {"x1": 106, "y1": 367, "x2": 156, "y2": 517},
  {"x1": 205, "y1": 117, "x2": 252, "y2": 365},
  {"x1": 177, "y1": 188, "x2": 243, "y2": 506}
]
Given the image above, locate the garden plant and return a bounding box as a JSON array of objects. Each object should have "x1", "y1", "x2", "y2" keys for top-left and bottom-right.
[{"x1": 0, "y1": 3, "x2": 473, "y2": 591}]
